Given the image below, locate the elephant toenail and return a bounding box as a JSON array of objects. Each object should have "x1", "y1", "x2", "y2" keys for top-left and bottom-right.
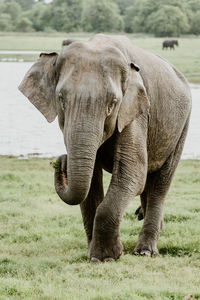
[
  {"x1": 151, "y1": 251, "x2": 159, "y2": 257},
  {"x1": 140, "y1": 250, "x2": 151, "y2": 256},
  {"x1": 90, "y1": 257, "x2": 101, "y2": 263},
  {"x1": 103, "y1": 257, "x2": 115, "y2": 262}
]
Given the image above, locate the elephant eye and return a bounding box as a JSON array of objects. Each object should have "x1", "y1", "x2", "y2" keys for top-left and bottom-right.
[
  {"x1": 58, "y1": 92, "x2": 65, "y2": 111},
  {"x1": 107, "y1": 99, "x2": 117, "y2": 116}
]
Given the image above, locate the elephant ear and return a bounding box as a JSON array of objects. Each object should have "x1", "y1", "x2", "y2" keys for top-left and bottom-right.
[
  {"x1": 117, "y1": 63, "x2": 150, "y2": 133},
  {"x1": 62, "y1": 39, "x2": 76, "y2": 46},
  {"x1": 18, "y1": 52, "x2": 58, "y2": 123}
]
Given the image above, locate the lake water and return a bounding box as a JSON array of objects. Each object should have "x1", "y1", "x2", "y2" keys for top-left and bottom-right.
[
  {"x1": 0, "y1": 62, "x2": 199, "y2": 158},
  {"x1": 0, "y1": 51, "x2": 41, "y2": 54}
]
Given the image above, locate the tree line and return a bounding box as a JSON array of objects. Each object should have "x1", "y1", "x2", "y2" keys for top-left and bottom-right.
[{"x1": 0, "y1": 0, "x2": 200, "y2": 36}]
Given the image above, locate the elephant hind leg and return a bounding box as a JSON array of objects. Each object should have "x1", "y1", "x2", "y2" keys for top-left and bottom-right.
[
  {"x1": 136, "y1": 190, "x2": 164, "y2": 230},
  {"x1": 134, "y1": 117, "x2": 190, "y2": 256}
]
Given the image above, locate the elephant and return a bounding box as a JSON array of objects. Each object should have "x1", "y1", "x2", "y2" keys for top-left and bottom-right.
[
  {"x1": 18, "y1": 34, "x2": 191, "y2": 262},
  {"x1": 162, "y1": 39, "x2": 179, "y2": 50},
  {"x1": 172, "y1": 40, "x2": 179, "y2": 46},
  {"x1": 62, "y1": 39, "x2": 75, "y2": 46}
]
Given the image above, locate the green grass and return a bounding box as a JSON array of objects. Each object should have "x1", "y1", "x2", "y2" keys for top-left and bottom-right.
[
  {"x1": 134, "y1": 37, "x2": 200, "y2": 84},
  {"x1": 0, "y1": 156, "x2": 200, "y2": 299},
  {"x1": 0, "y1": 32, "x2": 200, "y2": 83},
  {"x1": 0, "y1": 32, "x2": 92, "y2": 51}
]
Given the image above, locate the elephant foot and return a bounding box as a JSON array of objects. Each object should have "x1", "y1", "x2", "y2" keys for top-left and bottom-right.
[
  {"x1": 89, "y1": 237, "x2": 123, "y2": 262},
  {"x1": 133, "y1": 237, "x2": 159, "y2": 257},
  {"x1": 90, "y1": 257, "x2": 101, "y2": 263}
]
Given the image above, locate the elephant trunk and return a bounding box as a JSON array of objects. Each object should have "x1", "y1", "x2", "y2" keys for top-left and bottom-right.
[{"x1": 54, "y1": 127, "x2": 101, "y2": 205}]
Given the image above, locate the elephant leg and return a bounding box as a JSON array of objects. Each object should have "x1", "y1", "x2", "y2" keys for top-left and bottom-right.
[
  {"x1": 134, "y1": 118, "x2": 190, "y2": 256},
  {"x1": 89, "y1": 123, "x2": 148, "y2": 262},
  {"x1": 135, "y1": 190, "x2": 164, "y2": 229},
  {"x1": 80, "y1": 159, "x2": 104, "y2": 250}
]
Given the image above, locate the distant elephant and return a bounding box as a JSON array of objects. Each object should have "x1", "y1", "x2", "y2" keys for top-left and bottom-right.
[
  {"x1": 19, "y1": 34, "x2": 191, "y2": 262},
  {"x1": 162, "y1": 39, "x2": 179, "y2": 50},
  {"x1": 172, "y1": 39, "x2": 179, "y2": 46}
]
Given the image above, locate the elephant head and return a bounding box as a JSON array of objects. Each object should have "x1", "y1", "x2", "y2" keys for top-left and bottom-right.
[{"x1": 18, "y1": 40, "x2": 149, "y2": 205}]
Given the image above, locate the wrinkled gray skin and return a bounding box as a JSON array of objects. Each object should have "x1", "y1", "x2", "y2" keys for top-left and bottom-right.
[{"x1": 19, "y1": 34, "x2": 191, "y2": 262}]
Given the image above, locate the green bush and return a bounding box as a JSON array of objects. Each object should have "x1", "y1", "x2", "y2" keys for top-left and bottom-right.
[
  {"x1": 16, "y1": 17, "x2": 33, "y2": 32},
  {"x1": 0, "y1": 13, "x2": 14, "y2": 31}
]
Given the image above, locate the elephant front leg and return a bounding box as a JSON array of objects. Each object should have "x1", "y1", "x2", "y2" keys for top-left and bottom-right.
[
  {"x1": 89, "y1": 186, "x2": 125, "y2": 262},
  {"x1": 89, "y1": 176, "x2": 146, "y2": 262},
  {"x1": 80, "y1": 160, "x2": 104, "y2": 250},
  {"x1": 89, "y1": 127, "x2": 148, "y2": 262}
]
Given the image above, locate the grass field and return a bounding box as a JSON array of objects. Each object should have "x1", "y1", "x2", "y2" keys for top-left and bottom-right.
[
  {"x1": 0, "y1": 156, "x2": 200, "y2": 299},
  {"x1": 0, "y1": 32, "x2": 200, "y2": 83}
]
